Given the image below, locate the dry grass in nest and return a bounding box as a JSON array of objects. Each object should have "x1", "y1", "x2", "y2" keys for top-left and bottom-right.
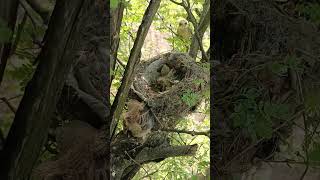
[{"x1": 132, "y1": 52, "x2": 209, "y2": 128}]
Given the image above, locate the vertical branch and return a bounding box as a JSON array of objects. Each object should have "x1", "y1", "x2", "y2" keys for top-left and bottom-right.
[
  {"x1": 110, "y1": 0, "x2": 162, "y2": 139},
  {"x1": 0, "y1": 128, "x2": 4, "y2": 150},
  {"x1": 0, "y1": 97, "x2": 17, "y2": 113},
  {"x1": 110, "y1": 0, "x2": 125, "y2": 83},
  {"x1": 0, "y1": 0, "x2": 19, "y2": 86},
  {"x1": 0, "y1": 0, "x2": 93, "y2": 178},
  {"x1": 10, "y1": 12, "x2": 27, "y2": 56},
  {"x1": 169, "y1": 0, "x2": 209, "y2": 61},
  {"x1": 188, "y1": 0, "x2": 210, "y2": 59},
  {"x1": 25, "y1": 0, "x2": 52, "y2": 24}
]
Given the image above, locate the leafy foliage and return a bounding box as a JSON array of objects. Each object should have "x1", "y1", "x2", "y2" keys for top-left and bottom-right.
[
  {"x1": 304, "y1": 87, "x2": 320, "y2": 117},
  {"x1": 231, "y1": 88, "x2": 293, "y2": 141},
  {"x1": 296, "y1": 3, "x2": 320, "y2": 26},
  {"x1": 111, "y1": 0, "x2": 119, "y2": 9},
  {"x1": 182, "y1": 89, "x2": 200, "y2": 108},
  {"x1": 7, "y1": 62, "x2": 35, "y2": 91},
  {"x1": 269, "y1": 55, "x2": 303, "y2": 76}
]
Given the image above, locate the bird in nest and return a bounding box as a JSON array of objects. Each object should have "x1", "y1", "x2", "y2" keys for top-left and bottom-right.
[
  {"x1": 123, "y1": 99, "x2": 154, "y2": 143},
  {"x1": 156, "y1": 64, "x2": 176, "y2": 91}
]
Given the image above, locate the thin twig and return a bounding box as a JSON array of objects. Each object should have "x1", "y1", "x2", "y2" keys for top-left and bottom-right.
[
  {"x1": 263, "y1": 159, "x2": 320, "y2": 166},
  {"x1": 19, "y1": 0, "x2": 39, "y2": 27},
  {"x1": 160, "y1": 128, "x2": 209, "y2": 137},
  {"x1": 0, "y1": 94, "x2": 23, "y2": 103},
  {"x1": 296, "y1": 71, "x2": 309, "y2": 180},
  {"x1": 116, "y1": 57, "x2": 126, "y2": 68},
  {"x1": 0, "y1": 97, "x2": 17, "y2": 113},
  {"x1": 140, "y1": 170, "x2": 159, "y2": 179},
  {"x1": 124, "y1": 151, "x2": 152, "y2": 180},
  {"x1": 169, "y1": 0, "x2": 183, "y2": 6},
  {"x1": 130, "y1": 83, "x2": 165, "y2": 128}
]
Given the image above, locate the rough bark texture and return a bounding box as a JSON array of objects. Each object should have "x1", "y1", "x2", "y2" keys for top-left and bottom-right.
[
  {"x1": 25, "y1": 0, "x2": 52, "y2": 24},
  {"x1": 0, "y1": 0, "x2": 19, "y2": 86},
  {"x1": 57, "y1": 0, "x2": 110, "y2": 129},
  {"x1": 33, "y1": 0, "x2": 110, "y2": 179},
  {"x1": 110, "y1": 1, "x2": 125, "y2": 78},
  {"x1": 111, "y1": 131, "x2": 198, "y2": 179},
  {"x1": 0, "y1": 0, "x2": 110, "y2": 179},
  {"x1": 188, "y1": 0, "x2": 210, "y2": 59}
]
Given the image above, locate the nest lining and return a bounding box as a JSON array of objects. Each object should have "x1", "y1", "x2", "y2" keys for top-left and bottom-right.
[{"x1": 131, "y1": 52, "x2": 209, "y2": 129}]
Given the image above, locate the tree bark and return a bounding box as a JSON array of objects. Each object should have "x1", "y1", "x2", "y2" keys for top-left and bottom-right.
[
  {"x1": 0, "y1": 0, "x2": 19, "y2": 86},
  {"x1": 0, "y1": 0, "x2": 97, "y2": 179},
  {"x1": 25, "y1": 0, "x2": 52, "y2": 24},
  {"x1": 110, "y1": 0, "x2": 162, "y2": 138},
  {"x1": 110, "y1": 0, "x2": 125, "y2": 81},
  {"x1": 212, "y1": 0, "x2": 247, "y2": 62},
  {"x1": 188, "y1": 0, "x2": 210, "y2": 59}
]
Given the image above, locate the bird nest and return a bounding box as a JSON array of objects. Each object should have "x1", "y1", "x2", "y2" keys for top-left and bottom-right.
[{"x1": 130, "y1": 52, "x2": 209, "y2": 129}]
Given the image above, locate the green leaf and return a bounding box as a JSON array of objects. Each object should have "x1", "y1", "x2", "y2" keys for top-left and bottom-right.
[
  {"x1": 255, "y1": 117, "x2": 273, "y2": 139},
  {"x1": 181, "y1": 90, "x2": 199, "y2": 107},
  {"x1": 285, "y1": 55, "x2": 303, "y2": 72},
  {"x1": 269, "y1": 62, "x2": 287, "y2": 75},
  {"x1": 247, "y1": 124, "x2": 258, "y2": 141},
  {"x1": 305, "y1": 87, "x2": 320, "y2": 116},
  {"x1": 193, "y1": 79, "x2": 205, "y2": 86},
  {"x1": 111, "y1": 0, "x2": 119, "y2": 9},
  {"x1": 231, "y1": 111, "x2": 248, "y2": 128},
  {"x1": 241, "y1": 88, "x2": 260, "y2": 100},
  {"x1": 263, "y1": 102, "x2": 291, "y2": 120},
  {"x1": 191, "y1": 175, "x2": 198, "y2": 180}
]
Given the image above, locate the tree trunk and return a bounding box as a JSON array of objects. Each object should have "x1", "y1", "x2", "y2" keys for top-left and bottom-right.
[
  {"x1": 110, "y1": 0, "x2": 125, "y2": 81},
  {"x1": 0, "y1": 0, "x2": 19, "y2": 86},
  {"x1": 188, "y1": 0, "x2": 210, "y2": 59},
  {"x1": 0, "y1": 0, "x2": 100, "y2": 179},
  {"x1": 25, "y1": 0, "x2": 52, "y2": 24},
  {"x1": 212, "y1": 0, "x2": 247, "y2": 62}
]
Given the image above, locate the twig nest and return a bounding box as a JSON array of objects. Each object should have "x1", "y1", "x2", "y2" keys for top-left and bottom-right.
[{"x1": 131, "y1": 52, "x2": 209, "y2": 128}]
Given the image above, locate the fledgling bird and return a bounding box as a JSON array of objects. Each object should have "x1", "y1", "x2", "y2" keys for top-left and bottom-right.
[
  {"x1": 156, "y1": 64, "x2": 175, "y2": 91},
  {"x1": 160, "y1": 64, "x2": 171, "y2": 76},
  {"x1": 124, "y1": 99, "x2": 153, "y2": 143},
  {"x1": 177, "y1": 19, "x2": 192, "y2": 40}
]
